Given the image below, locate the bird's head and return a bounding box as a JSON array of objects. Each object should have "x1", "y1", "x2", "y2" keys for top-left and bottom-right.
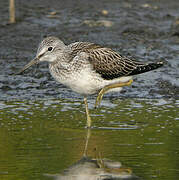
[{"x1": 17, "y1": 36, "x2": 66, "y2": 74}]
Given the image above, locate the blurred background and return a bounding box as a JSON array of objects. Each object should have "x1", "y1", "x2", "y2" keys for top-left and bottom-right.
[{"x1": 0, "y1": 0, "x2": 179, "y2": 179}]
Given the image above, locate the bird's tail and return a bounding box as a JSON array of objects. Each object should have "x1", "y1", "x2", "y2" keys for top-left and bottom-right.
[{"x1": 129, "y1": 61, "x2": 164, "y2": 76}]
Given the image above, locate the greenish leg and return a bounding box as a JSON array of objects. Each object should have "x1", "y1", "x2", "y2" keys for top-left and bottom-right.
[
  {"x1": 95, "y1": 79, "x2": 133, "y2": 108},
  {"x1": 83, "y1": 128, "x2": 91, "y2": 157},
  {"x1": 84, "y1": 97, "x2": 92, "y2": 128}
]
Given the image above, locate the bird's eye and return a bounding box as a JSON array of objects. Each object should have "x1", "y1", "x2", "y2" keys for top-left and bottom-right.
[{"x1": 48, "y1": 47, "x2": 53, "y2": 51}]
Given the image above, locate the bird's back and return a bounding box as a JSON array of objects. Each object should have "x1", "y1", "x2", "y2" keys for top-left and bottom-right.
[{"x1": 68, "y1": 42, "x2": 164, "y2": 80}]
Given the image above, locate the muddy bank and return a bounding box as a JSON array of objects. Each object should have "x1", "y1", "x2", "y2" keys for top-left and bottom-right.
[{"x1": 0, "y1": 0, "x2": 178, "y2": 101}]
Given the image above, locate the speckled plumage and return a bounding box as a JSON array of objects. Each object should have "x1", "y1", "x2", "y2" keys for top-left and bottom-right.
[
  {"x1": 18, "y1": 36, "x2": 163, "y2": 95},
  {"x1": 18, "y1": 36, "x2": 163, "y2": 127},
  {"x1": 45, "y1": 37, "x2": 163, "y2": 95}
]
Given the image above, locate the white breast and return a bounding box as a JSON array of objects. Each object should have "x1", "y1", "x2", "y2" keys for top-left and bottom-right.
[{"x1": 49, "y1": 63, "x2": 132, "y2": 95}]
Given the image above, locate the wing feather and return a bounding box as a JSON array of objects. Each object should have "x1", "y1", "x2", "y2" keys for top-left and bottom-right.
[{"x1": 68, "y1": 42, "x2": 163, "y2": 80}]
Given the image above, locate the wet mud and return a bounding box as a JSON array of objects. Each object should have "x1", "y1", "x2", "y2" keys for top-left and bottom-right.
[{"x1": 0, "y1": 0, "x2": 179, "y2": 101}]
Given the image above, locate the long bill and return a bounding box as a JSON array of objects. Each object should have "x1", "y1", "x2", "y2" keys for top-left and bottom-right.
[{"x1": 16, "y1": 57, "x2": 39, "y2": 75}]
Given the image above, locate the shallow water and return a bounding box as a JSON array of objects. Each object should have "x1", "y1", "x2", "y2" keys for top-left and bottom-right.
[{"x1": 0, "y1": 98, "x2": 178, "y2": 180}]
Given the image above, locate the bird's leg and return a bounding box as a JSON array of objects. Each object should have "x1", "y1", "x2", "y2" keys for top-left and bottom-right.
[
  {"x1": 95, "y1": 79, "x2": 133, "y2": 108},
  {"x1": 84, "y1": 97, "x2": 92, "y2": 128},
  {"x1": 83, "y1": 128, "x2": 91, "y2": 157}
]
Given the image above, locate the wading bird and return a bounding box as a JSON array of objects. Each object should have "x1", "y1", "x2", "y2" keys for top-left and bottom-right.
[{"x1": 17, "y1": 36, "x2": 163, "y2": 128}]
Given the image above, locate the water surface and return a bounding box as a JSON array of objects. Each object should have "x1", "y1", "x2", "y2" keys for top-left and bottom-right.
[{"x1": 0, "y1": 98, "x2": 178, "y2": 180}]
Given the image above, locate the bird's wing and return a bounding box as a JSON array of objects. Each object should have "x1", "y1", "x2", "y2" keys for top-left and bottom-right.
[
  {"x1": 68, "y1": 42, "x2": 101, "y2": 61},
  {"x1": 69, "y1": 42, "x2": 163, "y2": 80}
]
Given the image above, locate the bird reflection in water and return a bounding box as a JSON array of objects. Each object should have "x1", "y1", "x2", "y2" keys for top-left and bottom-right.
[{"x1": 45, "y1": 129, "x2": 140, "y2": 180}]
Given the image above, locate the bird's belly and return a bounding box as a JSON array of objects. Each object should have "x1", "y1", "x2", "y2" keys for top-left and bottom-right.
[
  {"x1": 67, "y1": 75, "x2": 132, "y2": 95},
  {"x1": 69, "y1": 80, "x2": 99, "y2": 95},
  {"x1": 50, "y1": 65, "x2": 132, "y2": 95},
  {"x1": 50, "y1": 67, "x2": 102, "y2": 95},
  {"x1": 64, "y1": 72, "x2": 103, "y2": 95}
]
